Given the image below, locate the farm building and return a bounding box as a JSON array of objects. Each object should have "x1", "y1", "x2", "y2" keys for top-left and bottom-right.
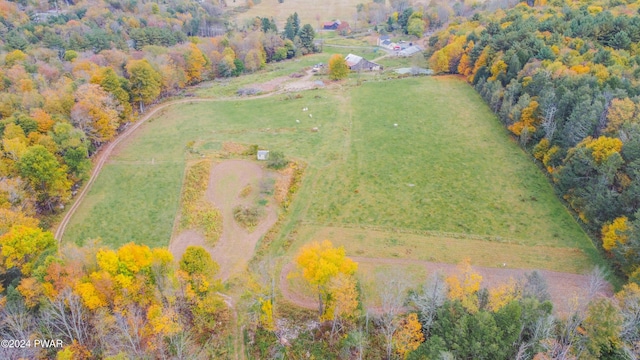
[
  {"x1": 398, "y1": 45, "x2": 423, "y2": 57},
  {"x1": 345, "y1": 54, "x2": 383, "y2": 71},
  {"x1": 323, "y1": 20, "x2": 351, "y2": 33},
  {"x1": 377, "y1": 35, "x2": 391, "y2": 46},
  {"x1": 257, "y1": 150, "x2": 269, "y2": 160},
  {"x1": 323, "y1": 21, "x2": 339, "y2": 30}
]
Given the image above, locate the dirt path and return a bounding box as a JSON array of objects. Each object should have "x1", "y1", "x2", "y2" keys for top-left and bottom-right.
[
  {"x1": 169, "y1": 160, "x2": 279, "y2": 281},
  {"x1": 280, "y1": 257, "x2": 610, "y2": 315}
]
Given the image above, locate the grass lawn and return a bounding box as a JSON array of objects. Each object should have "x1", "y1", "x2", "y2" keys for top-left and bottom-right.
[
  {"x1": 65, "y1": 75, "x2": 602, "y2": 273},
  {"x1": 64, "y1": 90, "x2": 343, "y2": 247}
]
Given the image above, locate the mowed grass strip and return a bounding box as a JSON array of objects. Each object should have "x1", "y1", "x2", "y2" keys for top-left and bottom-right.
[{"x1": 295, "y1": 225, "x2": 595, "y2": 274}]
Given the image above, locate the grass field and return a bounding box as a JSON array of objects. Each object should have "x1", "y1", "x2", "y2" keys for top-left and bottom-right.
[
  {"x1": 230, "y1": 0, "x2": 362, "y2": 30},
  {"x1": 64, "y1": 76, "x2": 602, "y2": 273}
]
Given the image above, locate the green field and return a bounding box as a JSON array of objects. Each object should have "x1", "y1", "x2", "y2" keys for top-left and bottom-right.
[{"x1": 65, "y1": 76, "x2": 602, "y2": 273}]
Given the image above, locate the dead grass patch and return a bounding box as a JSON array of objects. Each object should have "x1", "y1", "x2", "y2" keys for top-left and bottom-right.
[
  {"x1": 233, "y1": 204, "x2": 264, "y2": 231},
  {"x1": 223, "y1": 141, "x2": 248, "y2": 154}
]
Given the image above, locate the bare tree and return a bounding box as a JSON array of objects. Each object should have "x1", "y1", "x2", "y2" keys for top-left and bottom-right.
[
  {"x1": 113, "y1": 306, "x2": 146, "y2": 358},
  {"x1": 521, "y1": 270, "x2": 551, "y2": 303},
  {"x1": 542, "y1": 105, "x2": 557, "y2": 140},
  {"x1": 40, "y1": 288, "x2": 91, "y2": 346},
  {"x1": 376, "y1": 270, "x2": 410, "y2": 359},
  {"x1": 410, "y1": 271, "x2": 447, "y2": 336},
  {"x1": 595, "y1": 92, "x2": 613, "y2": 137},
  {"x1": 0, "y1": 300, "x2": 39, "y2": 360},
  {"x1": 587, "y1": 266, "x2": 609, "y2": 300}
]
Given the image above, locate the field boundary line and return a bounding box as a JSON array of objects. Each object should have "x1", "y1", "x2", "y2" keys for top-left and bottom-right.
[{"x1": 297, "y1": 221, "x2": 563, "y2": 247}]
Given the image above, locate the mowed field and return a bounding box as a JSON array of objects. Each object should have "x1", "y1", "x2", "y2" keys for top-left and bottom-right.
[
  {"x1": 230, "y1": 0, "x2": 360, "y2": 30},
  {"x1": 64, "y1": 76, "x2": 602, "y2": 273}
]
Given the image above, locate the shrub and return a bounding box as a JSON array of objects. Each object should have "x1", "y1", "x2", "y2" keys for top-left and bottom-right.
[
  {"x1": 233, "y1": 205, "x2": 263, "y2": 229},
  {"x1": 267, "y1": 151, "x2": 288, "y2": 169}
]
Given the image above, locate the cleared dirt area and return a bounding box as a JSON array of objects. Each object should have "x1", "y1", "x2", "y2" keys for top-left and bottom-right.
[
  {"x1": 170, "y1": 160, "x2": 279, "y2": 280},
  {"x1": 280, "y1": 258, "x2": 612, "y2": 316}
]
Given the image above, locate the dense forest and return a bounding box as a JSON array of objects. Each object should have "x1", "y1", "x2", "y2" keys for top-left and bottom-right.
[{"x1": 428, "y1": 0, "x2": 640, "y2": 284}]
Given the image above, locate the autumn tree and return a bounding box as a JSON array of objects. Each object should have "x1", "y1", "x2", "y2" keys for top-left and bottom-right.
[
  {"x1": 91, "y1": 67, "x2": 132, "y2": 120},
  {"x1": 126, "y1": 59, "x2": 161, "y2": 113},
  {"x1": 329, "y1": 54, "x2": 349, "y2": 80},
  {"x1": 295, "y1": 240, "x2": 357, "y2": 317},
  {"x1": 71, "y1": 83, "x2": 120, "y2": 146},
  {"x1": 377, "y1": 270, "x2": 411, "y2": 359},
  {"x1": 445, "y1": 258, "x2": 482, "y2": 313},
  {"x1": 325, "y1": 273, "x2": 359, "y2": 337},
  {"x1": 393, "y1": 313, "x2": 424, "y2": 359},
  {"x1": 601, "y1": 216, "x2": 629, "y2": 251},
  {"x1": 183, "y1": 43, "x2": 208, "y2": 84},
  {"x1": 17, "y1": 145, "x2": 70, "y2": 211},
  {"x1": 604, "y1": 98, "x2": 637, "y2": 135},
  {"x1": 0, "y1": 225, "x2": 56, "y2": 277}
]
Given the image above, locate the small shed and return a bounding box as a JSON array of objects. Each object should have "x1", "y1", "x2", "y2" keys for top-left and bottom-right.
[{"x1": 257, "y1": 150, "x2": 269, "y2": 160}]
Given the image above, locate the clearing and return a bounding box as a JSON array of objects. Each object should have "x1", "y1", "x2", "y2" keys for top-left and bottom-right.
[
  {"x1": 64, "y1": 76, "x2": 603, "y2": 278},
  {"x1": 169, "y1": 160, "x2": 280, "y2": 280}
]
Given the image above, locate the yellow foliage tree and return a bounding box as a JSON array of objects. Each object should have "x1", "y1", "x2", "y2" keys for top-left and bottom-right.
[
  {"x1": 31, "y1": 108, "x2": 55, "y2": 133},
  {"x1": 295, "y1": 240, "x2": 357, "y2": 317},
  {"x1": 445, "y1": 258, "x2": 482, "y2": 313},
  {"x1": 601, "y1": 216, "x2": 629, "y2": 251},
  {"x1": 570, "y1": 64, "x2": 590, "y2": 74},
  {"x1": 259, "y1": 297, "x2": 275, "y2": 331},
  {"x1": 324, "y1": 273, "x2": 359, "y2": 324},
  {"x1": 117, "y1": 243, "x2": 153, "y2": 274},
  {"x1": 393, "y1": 313, "x2": 424, "y2": 359},
  {"x1": 458, "y1": 53, "x2": 473, "y2": 76},
  {"x1": 605, "y1": 98, "x2": 638, "y2": 135},
  {"x1": 584, "y1": 136, "x2": 623, "y2": 164},
  {"x1": 487, "y1": 280, "x2": 520, "y2": 312},
  {"x1": 509, "y1": 100, "x2": 539, "y2": 136},
  {"x1": 328, "y1": 54, "x2": 349, "y2": 80},
  {"x1": 533, "y1": 138, "x2": 550, "y2": 161},
  {"x1": 429, "y1": 50, "x2": 450, "y2": 74},
  {"x1": 489, "y1": 59, "x2": 507, "y2": 80},
  {"x1": 96, "y1": 249, "x2": 119, "y2": 275},
  {"x1": 75, "y1": 282, "x2": 107, "y2": 310},
  {"x1": 184, "y1": 43, "x2": 208, "y2": 84}
]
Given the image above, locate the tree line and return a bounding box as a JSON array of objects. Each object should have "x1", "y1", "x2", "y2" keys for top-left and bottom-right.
[
  {"x1": 427, "y1": 0, "x2": 640, "y2": 284},
  {"x1": 248, "y1": 240, "x2": 640, "y2": 359}
]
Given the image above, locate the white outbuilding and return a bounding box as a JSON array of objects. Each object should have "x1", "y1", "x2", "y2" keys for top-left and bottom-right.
[{"x1": 257, "y1": 150, "x2": 269, "y2": 160}]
